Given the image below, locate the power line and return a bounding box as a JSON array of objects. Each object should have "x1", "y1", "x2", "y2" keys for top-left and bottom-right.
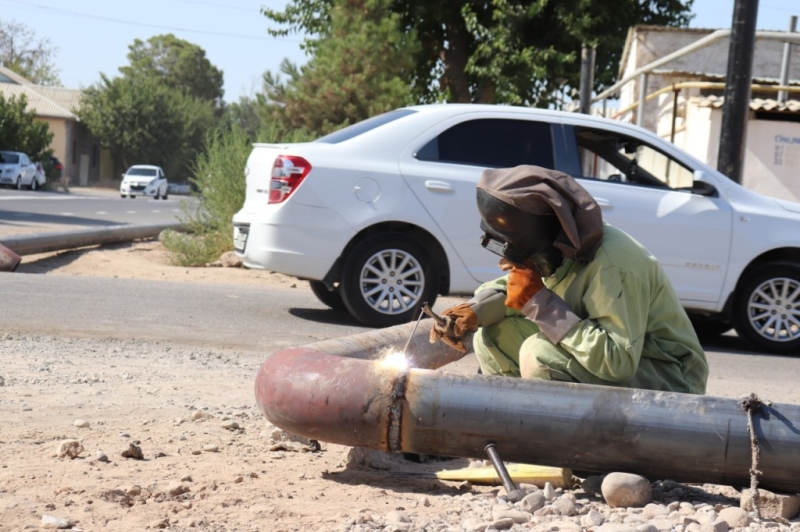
[
  {"x1": 172, "y1": 0, "x2": 256, "y2": 13},
  {"x1": 0, "y1": 0, "x2": 303, "y2": 42}
]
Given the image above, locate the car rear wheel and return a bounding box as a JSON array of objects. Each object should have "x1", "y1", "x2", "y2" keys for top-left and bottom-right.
[
  {"x1": 733, "y1": 262, "x2": 800, "y2": 354},
  {"x1": 162, "y1": 190, "x2": 168, "y2": 200},
  {"x1": 309, "y1": 281, "x2": 346, "y2": 310},
  {"x1": 30, "y1": 178, "x2": 38, "y2": 191},
  {"x1": 339, "y1": 233, "x2": 438, "y2": 327},
  {"x1": 121, "y1": 194, "x2": 127, "y2": 198}
]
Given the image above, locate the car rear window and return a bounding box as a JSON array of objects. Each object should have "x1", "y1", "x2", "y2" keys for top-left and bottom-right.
[
  {"x1": 315, "y1": 109, "x2": 417, "y2": 144},
  {"x1": 127, "y1": 168, "x2": 158, "y2": 176},
  {"x1": 0, "y1": 152, "x2": 19, "y2": 164},
  {"x1": 416, "y1": 118, "x2": 555, "y2": 169}
]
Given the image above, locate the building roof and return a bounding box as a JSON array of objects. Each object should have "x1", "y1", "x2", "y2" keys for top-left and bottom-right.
[
  {"x1": 0, "y1": 66, "x2": 82, "y2": 120},
  {"x1": 693, "y1": 95, "x2": 800, "y2": 113}
]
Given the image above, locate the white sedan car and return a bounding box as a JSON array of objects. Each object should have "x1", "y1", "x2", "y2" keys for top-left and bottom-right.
[
  {"x1": 233, "y1": 104, "x2": 800, "y2": 354},
  {"x1": 120, "y1": 165, "x2": 169, "y2": 199},
  {"x1": 0, "y1": 151, "x2": 43, "y2": 190}
]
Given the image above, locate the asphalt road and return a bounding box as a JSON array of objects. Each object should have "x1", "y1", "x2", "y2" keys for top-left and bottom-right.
[
  {"x1": 0, "y1": 187, "x2": 190, "y2": 229},
  {"x1": 2, "y1": 274, "x2": 798, "y2": 404}
]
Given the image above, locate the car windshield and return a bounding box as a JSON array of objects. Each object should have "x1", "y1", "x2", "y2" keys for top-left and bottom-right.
[
  {"x1": 127, "y1": 168, "x2": 157, "y2": 176},
  {"x1": 0, "y1": 152, "x2": 19, "y2": 164},
  {"x1": 315, "y1": 109, "x2": 417, "y2": 144}
]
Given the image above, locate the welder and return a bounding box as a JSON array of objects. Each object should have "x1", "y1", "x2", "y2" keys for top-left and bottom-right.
[{"x1": 430, "y1": 165, "x2": 708, "y2": 394}]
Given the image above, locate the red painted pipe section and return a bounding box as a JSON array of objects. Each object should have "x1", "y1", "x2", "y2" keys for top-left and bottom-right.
[
  {"x1": 0, "y1": 243, "x2": 21, "y2": 272},
  {"x1": 256, "y1": 338, "x2": 800, "y2": 493}
]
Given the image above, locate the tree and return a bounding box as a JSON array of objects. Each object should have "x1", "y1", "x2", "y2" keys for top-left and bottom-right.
[
  {"x1": 120, "y1": 34, "x2": 224, "y2": 105},
  {"x1": 79, "y1": 74, "x2": 214, "y2": 179},
  {"x1": 0, "y1": 92, "x2": 53, "y2": 160},
  {"x1": 263, "y1": 0, "x2": 693, "y2": 106},
  {"x1": 0, "y1": 19, "x2": 61, "y2": 85},
  {"x1": 261, "y1": 0, "x2": 418, "y2": 136}
]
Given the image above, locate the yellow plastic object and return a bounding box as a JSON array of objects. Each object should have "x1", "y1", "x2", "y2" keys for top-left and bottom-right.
[{"x1": 434, "y1": 464, "x2": 572, "y2": 489}]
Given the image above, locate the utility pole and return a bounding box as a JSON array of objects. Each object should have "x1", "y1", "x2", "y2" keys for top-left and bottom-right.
[
  {"x1": 778, "y1": 15, "x2": 797, "y2": 104},
  {"x1": 579, "y1": 45, "x2": 596, "y2": 115},
  {"x1": 717, "y1": 0, "x2": 759, "y2": 184}
]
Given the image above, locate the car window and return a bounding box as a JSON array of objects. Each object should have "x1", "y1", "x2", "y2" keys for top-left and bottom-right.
[
  {"x1": 415, "y1": 118, "x2": 555, "y2": 169},
  {"x1": 574, "y1": 127, "x2": 694, "y2": 189},
  {"x1": 0, "y1": 152, "x2": 19, "y2": 164},
  {"x1": 315, "y1": 109, "x2": 417, "y2": 144},
  {"x1": 127, "y1": 168, "x2": 158, "y2": 177},
  {"x1": 21, "y1": 154, "x2": 30, "y2": 165}
]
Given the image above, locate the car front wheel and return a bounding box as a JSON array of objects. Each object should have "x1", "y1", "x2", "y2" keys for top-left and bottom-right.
[
  {"x1": 733, "y1": 262, "x2": 800, "y2": 354},
  {"x1": 339, "y1": 233, "x2": 438, "y2": 327},
  {"x1": 16, "y1": 176, "x2": 23, "y2": 190}
]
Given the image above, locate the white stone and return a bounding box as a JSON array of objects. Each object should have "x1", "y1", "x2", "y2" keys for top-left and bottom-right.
[
  {"x1": 41, "y1": 515, "x2": 74, "y2": 529},
  {"x1": 55, "y1": 440, "x2": 83, "y2": 459},
  {"x1": 601, "y1": 473, "x2": 652, "y2": 508},
  {"x1": 543, "y1": 482, "x2": 556, "y2": 501},
  {"x1": 740, "y1": 488, "x2": 800, "y2": 519},
  {"x1": 553, "y1": 495, "x2": 578, "y2": 516},
  {"x1": 637, "y1": 524, "x2": 660, "y2": 532},
  {"x1": 582, "y1": 509, "x2": 606, "y2": 527},
  {"x1": 202, "y1": 444, "x2": 219, "y2": 452},
  {"x1": 221, "y1": 420, "x2": 239, "y2": 430},
  {"x1": 491, "y1": 509, "x2": 530, "y2": 524},
  {"x1": 718, "y1": 507, "x2": 752, "y2": 528},
  {"x1": 520, "y1": 491, "x2": 546, "y2": 513},
  {"x1": 461, "y1": 518, "x2": 488, "y2": 532},
  {"x1": 385, "y1": 510, "x2": 410, "y2": 523},
  {"x1": 700, "y1": 522, "x2": 729, "y2": 532},
  {"x1": 73, "y1": 419, "x2": 89, "y2": 428},
  {"x1": 487, "y1": 517, "x2": 514, "y2": 530},
  {"x1": 643, "y1": 503, "x2": 670, "y2": 519},
  {"x1": 95, "y1": 450, "x2": 109, "y2": 463}
]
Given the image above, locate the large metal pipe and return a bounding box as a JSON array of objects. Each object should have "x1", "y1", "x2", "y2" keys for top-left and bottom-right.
[
  {"x1": 0, "y1": 223, "x2": 181, "y2": 256},
  {"x1": 0, "y1": 243, "x2": 21, "y2": 272},
  {"x1": 255, "y1": 344, "x2": 800, "y2": 494}
]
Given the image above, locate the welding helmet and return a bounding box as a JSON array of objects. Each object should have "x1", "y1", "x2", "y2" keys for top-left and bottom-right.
[{"x1": 477, "y1": 188, "x2": 564, "y2": 277}]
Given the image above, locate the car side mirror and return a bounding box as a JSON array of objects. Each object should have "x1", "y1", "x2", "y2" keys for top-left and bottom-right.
[{"x1": 691, "y1": 171, "x2": 717, "y2": 197}]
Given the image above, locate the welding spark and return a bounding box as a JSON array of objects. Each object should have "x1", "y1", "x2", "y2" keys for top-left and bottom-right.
[{"x1": 379, "y1": 351, "x2": 409, "y2": 370}]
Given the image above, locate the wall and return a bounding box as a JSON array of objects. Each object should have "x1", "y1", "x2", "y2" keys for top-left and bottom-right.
[{"x1": 41, "y1": 118, "x2": 68, "y2": 164}]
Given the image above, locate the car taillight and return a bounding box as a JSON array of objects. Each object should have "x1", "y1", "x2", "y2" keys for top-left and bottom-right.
[{"x1": 269, "y1": 155, "x2": 311, "y2": 204}]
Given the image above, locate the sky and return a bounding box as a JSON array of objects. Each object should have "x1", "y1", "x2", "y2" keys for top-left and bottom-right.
[{"x1": 0, "y1": 0, "x2": 798, "y2": 103}]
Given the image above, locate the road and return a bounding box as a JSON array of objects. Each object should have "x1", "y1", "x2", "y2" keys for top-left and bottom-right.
[
  {"x1": 2, "y1": 274, "x2": 798, "y2": 404},
  {"x1": 0, "y1": 188, "x2": 190, "y2": 231}
]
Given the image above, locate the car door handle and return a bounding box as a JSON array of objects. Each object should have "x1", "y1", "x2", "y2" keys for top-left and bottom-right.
[
  {"x1": 424, "y1": 180, "x2": 455, "y2": 193},
  {"x1": 595, "y1": 198, "x2": 613, "y2": 209}
]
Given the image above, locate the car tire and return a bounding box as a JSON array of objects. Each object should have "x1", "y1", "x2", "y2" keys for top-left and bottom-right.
[
  {"x1": 30, "y1": 178, "x2": 38, "y2": 191},
  {"x1": 121, "y1": 194, "x2": 127, "y2": 198},
  {"x1": 130, "y1": 195, "x2": 136, "y2": 199},
  {"x1": 162, "y1": 191, "x2": 168, "y2": 200},
  {"x1": 688, "y1": 314, "x2": 732, "y2": 339},
  {"x1": 339, "y1": 232, "x2": 438, "y2": 327},
  {"x1": 154, "y1": 190, "x2": 160, "y2": 200},
  {"x1": 309, "y1": 281, "x2": 346, "y2": 310},
  {"x1": 16, "y1": 176, "x2": 23, "y2": 190},
  {"x1": 733, "y1": 261, "x2": 800, "y2": 354}
]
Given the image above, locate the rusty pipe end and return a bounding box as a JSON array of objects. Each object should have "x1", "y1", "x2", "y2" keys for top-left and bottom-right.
[{"x1": 0, "y1": 243, "x2": 21, "y2": 272}]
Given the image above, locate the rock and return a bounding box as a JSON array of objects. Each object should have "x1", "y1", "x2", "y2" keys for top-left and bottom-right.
[
  {"x1": 233, "y1": 476, "x2": 243, "y2": 484},
  {"x1": 202, "y1": 444, "x2": 219, "y2": 453},
  {"x1": 597, "y1": 524, "x2": 638, "y2": 532},
  {"x1": 147, "y1": 517, "x2": 169, "y2": 529},
  {"x1": 56, "y1": 440, "x2": 84, "y2": 459},
  {"x1": 41, "y1": 515, "x2": 74, "y2": 529},
  {"x1": 700, "y1": 521, "x2": 729, "y2": 532},
  {"x1": 637, "y1": 525, "x2": 659, "y2": 532},
  {"x1": 95, "y1": 451, "x2": 109, "y2": 463},
  {"x1": 121, "y1": 443, "x2": 143, "y2": 460},
  {"x1": 461, "y1": 518, "x2": 488, "y2": 532},
  {"x1": 221, "y1": 420, "x2": 239, "y2": 431},
  {"x1": 126, "y1": 486, "x2": 142, "y2": 496},
  {"x1": 487, "y1": 517, "x2": 514, "y2": 530},
  {"x1": 520, "y1": 492, "x2": 546, "y2": 513},
  {"x1": 219, "y1": 251, "x2": 243, "y2": 268},
  {"x1": 741, "y1": 488, "x2": 800, "y2": 519},
  {"x1": 582, "y1": 509, "x2": 606, "y2": 527},
  {"x1": 190, "y1": 411, "x2": 211, "y2": 421},
  {"x1": 72, "y1": 419, "x2": 89, "y2": 429},
  {"x1": 548, "y1": 520, "x2": 582, "y2": 531},
  {"x1": 718, "y1": 507, "x2": 752, "y2": 528},
  {"x1": 164, "y1": 482, "x2": 190, "y2": 498},
  {"x1": 0, "y1": 375, "x2": 4, "y2": 386},
  {"x1": 491, "y1": 509, "x2": 530, "y2": 524},
  {"x1": 543, "y1": 482, "x2": 556, "y2": 501},
  {"x1": 643, "y1": 503, "x2": 670, "y2": 519},
  {"x1": 601, "y1": 472, "x2": 652, "y2": 508},
  {"x1": 385, "y1": 511, "x2": 411, "y2": 523},
  {"x1": 553, "y1": 495, "x2": 578, "y2": 516},
  {"x1": 345, "y1": 447, "x2": 406, "y2": 470},
  {"x1": 581, "y1": 475, "x2": 605, "y2": 497}
]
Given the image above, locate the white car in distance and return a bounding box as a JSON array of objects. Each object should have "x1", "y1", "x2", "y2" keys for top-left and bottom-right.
[
  {"x1": 232, "y1": 104, "x2": 800, "y2": 354},
  {"x1": 120, "y1": 165, "x2": 169, "y2": 199},
  {"x1": 0, "y1": 151, "x2": 43, "y2": 190}
]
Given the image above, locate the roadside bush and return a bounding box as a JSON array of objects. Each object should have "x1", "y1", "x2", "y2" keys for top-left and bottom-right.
[{"x1": 162, "y1": 123, "x2": 314, "y2": 266}]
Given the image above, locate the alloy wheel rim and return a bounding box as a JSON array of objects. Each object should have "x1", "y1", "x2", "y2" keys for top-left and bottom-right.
[
  {"x1": 747, "y1": 277, "x2": 800, "y2": 342},
  {"x1": 359, "y1": 249, "x2": 424, "y2": 315}
]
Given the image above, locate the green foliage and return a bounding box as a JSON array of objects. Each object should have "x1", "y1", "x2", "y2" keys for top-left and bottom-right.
[
  {"x1": 263, "y1": 0, "x2": 694, "y2": 107},
  {"x1": 261, "y1": 0, "x2": 418, "y2": 136},
  {"x1": 120, "y1": 34, "x2": 224, "y2": 104},
  {"x1": 0, "y1": 19, "x2": 61, "y2": 86},
  {"x1": 80, "y1": 74, "x2": 215, "y2": 181},
  {"x1": 0, "y1": 92, "x2": 53, "y2": 161}
]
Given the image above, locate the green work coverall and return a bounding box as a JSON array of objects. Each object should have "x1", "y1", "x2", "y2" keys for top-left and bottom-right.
[{"x1": 471, "y1": 224, "x2": 709, "y2": 395}]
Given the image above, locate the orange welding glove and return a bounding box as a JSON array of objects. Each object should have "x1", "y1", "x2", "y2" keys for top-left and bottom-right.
[
  {"x1": 429, "y1": 303, "x2": 478, "y2": 353},
  {"x1": 505, "y1": 266, "x2": 545, "y2": 310}
]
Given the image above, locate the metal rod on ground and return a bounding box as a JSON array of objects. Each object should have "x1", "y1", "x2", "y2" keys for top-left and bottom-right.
[
  {"x1": 718, "y1": 0, "x2": 760, "y2": 184},
  {"x1": 485, "y1": 443, "x2": 518, "y2": 495},
  {"x1": 0, "y1": 222, "x2": 181, "y2": 257},
  {"x1": 778, "y1": 15, "x2": 798, "y2": 104},
  {"x1": 579, "y1": 45, "x2": 596, "y2": 115}
]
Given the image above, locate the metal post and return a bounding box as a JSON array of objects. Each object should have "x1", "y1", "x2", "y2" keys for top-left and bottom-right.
[
  {"x1": 718, "y1": 0, "x2": 760, "y2": 184},
  {"x1": 670, "y1": 86, "x2": 680, "y2": 144},
  {"x1": 484, "y1": 444, "x2": 519, "y2": 496},
  {"x1": 579, "y1": 45, "x2": 596, "y2": 115},
  {"x1": 778, "y1": 15, "x2": 798, "y2": 104},
  {"x1": 636, "y1": 73, "x2": 648, "y2": 127}
]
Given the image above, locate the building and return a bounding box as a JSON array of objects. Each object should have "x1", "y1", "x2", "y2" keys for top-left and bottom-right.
[
  {"x1": 613, "y1": 26, "x2": 800, "y2": 201},
  {"x1": 0, "y1": 66, "x2": 113, "y2": 186}
]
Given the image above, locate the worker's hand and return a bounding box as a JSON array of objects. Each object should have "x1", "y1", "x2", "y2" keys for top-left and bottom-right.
[
  {"x1": 505, "y1": 266, "x2": 545, "y2": 310},
  {"x1": 428, "y1": 303, "x2": 477, "y2": 353}
]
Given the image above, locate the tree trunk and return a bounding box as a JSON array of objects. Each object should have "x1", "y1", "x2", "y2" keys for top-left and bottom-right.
[
  {"x1": 441, "y1": 16, "x2": 471, "y2": 103},
  {"x1": 474, "y1": 81, "x2": 496, "y2": 104}
]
